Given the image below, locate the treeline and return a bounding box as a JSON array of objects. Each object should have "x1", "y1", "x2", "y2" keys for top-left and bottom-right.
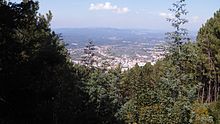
[{"x1": 0, "y1": 0, "x2": 220, "y2": 124}]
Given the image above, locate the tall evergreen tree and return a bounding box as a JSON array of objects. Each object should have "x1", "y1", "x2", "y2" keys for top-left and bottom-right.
[
  {"x1": 197, "y1": 9, "x2": 220, "y2": 103},
  {"x1": 81, "y1": 40, "x2": 97, "y2": 67},
  {"x1": 158, "y1": 0, "x2": 198, "y2": 123}
]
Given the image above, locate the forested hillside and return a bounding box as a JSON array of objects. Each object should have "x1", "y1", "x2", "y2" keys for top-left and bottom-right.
[{"x1": 0, "y1": 0, "x2": 220, "y2": 124}]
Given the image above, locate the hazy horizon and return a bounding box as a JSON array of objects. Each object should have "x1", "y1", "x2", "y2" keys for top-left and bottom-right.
[{"x1": 53, "y1": 27, "x2": 198, "y2": 34}]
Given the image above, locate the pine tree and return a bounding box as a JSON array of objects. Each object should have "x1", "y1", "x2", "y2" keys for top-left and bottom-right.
[
  {"x1": 81, "y1": 40, "x2": 97, "y2": 67},
  {"x1": 158, "y1": 0, "x2": 198, "y2": 123},
  {"x1": 197, "y1": 9, "x2": 220, "y2": 103},
  {"x1": 166, "y1": 0, "x2": 189, "y2": 54}
]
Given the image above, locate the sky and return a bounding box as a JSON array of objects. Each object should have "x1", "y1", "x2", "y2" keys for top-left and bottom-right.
[{"x1": 10, "y1": 0, "x2": 220, "y2": 31}]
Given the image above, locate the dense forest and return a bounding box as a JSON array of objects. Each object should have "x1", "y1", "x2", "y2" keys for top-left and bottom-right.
[{"x1": 0, "y1": 0, "x2": 220, "y2": 124}]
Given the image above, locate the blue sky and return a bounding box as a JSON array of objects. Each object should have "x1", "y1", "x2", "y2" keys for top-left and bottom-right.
[{"x1": 11, "y1": 0, "x2": 220, "y2": 31}]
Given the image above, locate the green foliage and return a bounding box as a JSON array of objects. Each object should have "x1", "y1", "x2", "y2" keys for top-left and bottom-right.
[
  {"x1": 196, "y1": 9, "x2": 220, "y2": 103},
  {"x1": 208, "y1": 100, "x2": 220, "y2": 124},
  {"x1": 192, "y1": 102, "x2": 214, "y2": 124},
  {"x1": 85, "y1": 68, "x2": 123, "y2": 124},
  {"x1": 117, "y1": 42, "x2": 200, "y2": 123},
  {"x1": 0, "y1": 1, "x2": 96, "y2": 124},
  {"x1": 166, "y1": 0, "x2": 189, "y2": 54},
  {"x1": 81, "y1": 40, "x2": 96, "y2": 67},
  {"x1": 158, "y1": 0, "x2": 198, "y2": 123},
  {"x1": 118, "y1": 63, "x2": 164, "y2": 123}
]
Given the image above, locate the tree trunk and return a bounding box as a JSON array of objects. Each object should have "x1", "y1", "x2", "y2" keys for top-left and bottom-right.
[
  {"x1": 214, "y1": 79, "x2": 218, "y2": 102},
  {"x1": 206, "y1": 80, "x2": 211, "y2": 103},
  {"x1": 202, "y1": 87, "x2": 205, "y2": 103}
]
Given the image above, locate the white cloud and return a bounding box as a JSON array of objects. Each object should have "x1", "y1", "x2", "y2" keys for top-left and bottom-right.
[
  {"x1": 89, "y1": 2, "x2": 129, "y2": 14},
  {"x1": 159, "y1": 12, "x2": 173, "y2": 18}
]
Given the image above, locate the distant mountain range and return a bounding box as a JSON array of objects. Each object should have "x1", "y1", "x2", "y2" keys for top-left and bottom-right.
[{"x1": 54, "y1": 28, "x2": 196, "y2": 49}]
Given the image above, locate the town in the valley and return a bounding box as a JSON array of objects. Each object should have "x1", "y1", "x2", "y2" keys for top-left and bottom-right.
[{"x1": 68, "y1": 42, "x2": 166, "y2": 71}]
